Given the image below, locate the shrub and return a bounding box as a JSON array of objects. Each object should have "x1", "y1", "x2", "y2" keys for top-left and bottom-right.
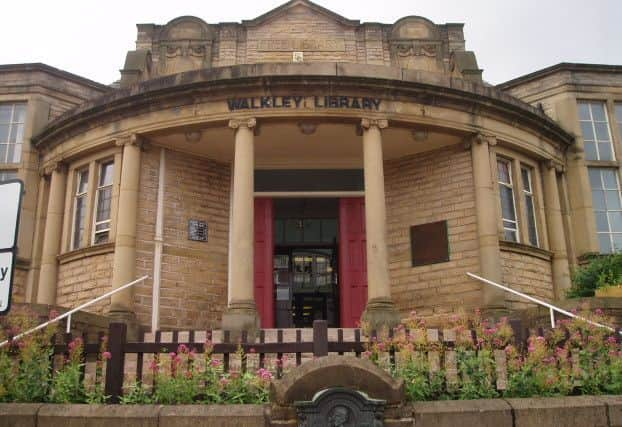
[
  {"x1": 50, "y1": 337, "x2": 86, "y2": 403},
  {"x1": 568, "y1": 253, "x2": 622, "y2": 297}
]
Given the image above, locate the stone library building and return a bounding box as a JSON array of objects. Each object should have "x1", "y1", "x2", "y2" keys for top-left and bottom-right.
[{"x1": 1, "y1": 0, "x2": 621, "y2": 336}]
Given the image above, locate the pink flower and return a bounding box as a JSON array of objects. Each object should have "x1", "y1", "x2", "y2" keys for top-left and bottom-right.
[
  {"x1": 169, "y1": 352, "x2": 176, "y2": 358},
  {"x1": 249, "y1": 348, "x2": 256, "y2": 353},
  {"x1": 595, "y1": 308, "x2": 604, "y2": 316},
  {"x1": 211, "y1": 359, "x2": 222, "y2": 367},
  {"x1": 256, "y1": 368, "x2": 273, "y2": 381},
  {"x1": 102, "y1": 351, "x2": 112, "y2": 360},
  {"x1": 219, "y1": 377, "x2": 229, "y2": 386},
  {"x1": 177, "y1": 344, "x2": 188, "y2": 354},
  {"x1": 149, "y1": 359, "x2": 159, "y2": 372},
  {"x1": 607, "y1": 336, "x2": 617, "y2": 345}
]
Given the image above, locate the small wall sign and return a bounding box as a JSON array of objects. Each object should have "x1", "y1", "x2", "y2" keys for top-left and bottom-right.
[{"x1": 188, "y1": 219, "x2": 208, "y2": 242}]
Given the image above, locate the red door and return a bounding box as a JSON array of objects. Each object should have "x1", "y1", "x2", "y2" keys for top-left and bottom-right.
[
  {"x1": 254, "y1": 198, "x2": 274, "y2": 328},
  {"x1": 338, "y1": 198, "x2": 367, "y2": 328}
]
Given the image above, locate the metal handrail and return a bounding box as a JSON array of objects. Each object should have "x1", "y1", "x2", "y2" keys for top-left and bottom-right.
[
  {"x1": 0, "y1": 275, "x2": 148, "y2": 348},
  {"x1": 467, "y1": 272, "x2": 621, "y2": 334}
]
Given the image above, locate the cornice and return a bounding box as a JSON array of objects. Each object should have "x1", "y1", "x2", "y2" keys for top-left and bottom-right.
[
  {"x1": 32, "y1": 63, "x2": 575, "y2": 150},
  {"x1": 498, "y1": 62, "x2": 622, "y2": 91},
  {"x1": 0, "y1": 63, "x2": 111, "y2": 93}
]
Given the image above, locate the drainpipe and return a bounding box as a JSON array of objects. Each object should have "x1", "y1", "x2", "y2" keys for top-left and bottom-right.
[{"x1": 151, "y1": 147, "x2": 166, "y2": 332}]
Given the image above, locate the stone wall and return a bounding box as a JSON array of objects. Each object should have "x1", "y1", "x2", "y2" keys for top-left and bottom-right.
[
  {"x1": 385, "y1": 144, "x2": 481, "y2": 322},
  {"x1": 11, "y1": 265, "x2": 28, "y2": 304},
  {"x1": 244, "y1": 7, "x2": 360, "y2": 65},
  {"x1": 500, "y1": 249, "x2": 554, "y2": 310},
  {"x1": 134, "y1": 148, "x2": 230, "y2": 330},
  {"x1": 56, "y1": 251, "x2": 114, "y2": 314},
  {"x1": 2, "y1": 395, "x2": 622, "y2": 427}
]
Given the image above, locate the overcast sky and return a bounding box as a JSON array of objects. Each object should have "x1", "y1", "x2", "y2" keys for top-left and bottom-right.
[{"x1": 1, "y1": 0, "x2": 621, "y2": 86}]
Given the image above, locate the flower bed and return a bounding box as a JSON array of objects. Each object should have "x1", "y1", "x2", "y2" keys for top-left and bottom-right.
[{"x1": 1, "y1": 307, "x2": 621, "y2": 404}]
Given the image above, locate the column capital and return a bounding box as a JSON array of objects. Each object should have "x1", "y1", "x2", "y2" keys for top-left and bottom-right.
[
  {"x1": 41, "y1": 160, "x2": 67, "y2": 177},
  {"x1": 114, "y1": 134, "x2": 144, "y2": 148},
  {"x1": 360, "y1": 118, "x2": 388, "y2": 130},
  {"x1": 229, "y1": 117, "x2": 257, "y2": 130},
  {"x1": 464, "y1": 132, "x2": 496, "y2": 150},
  {"x1": 543, "y1": 159, "x2": 565, "y2": 173}
]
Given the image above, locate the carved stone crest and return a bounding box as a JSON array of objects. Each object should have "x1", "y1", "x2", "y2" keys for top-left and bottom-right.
[{"x1": 295, "y1": 388, "x2": 385, "y2": 427}]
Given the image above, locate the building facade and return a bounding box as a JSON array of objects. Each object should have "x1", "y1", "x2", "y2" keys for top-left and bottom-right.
[{"x1": 1, "y1": 0, "x2": 620, "y2": 334}]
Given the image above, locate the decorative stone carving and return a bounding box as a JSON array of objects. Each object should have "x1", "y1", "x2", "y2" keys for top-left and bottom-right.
[
  {"x1": 157, "y1": 16, "x2": 214, "y2": 75},
  {"x1": 463, "y1": 132, "x2": 496, "y2": 150},
  {"x1": 297, "y1": 122, "x2": 318, "y2": 135},
  {"x1": 114, "y1": 134, "x2": 144, "y2": 148},
  {"x1": 360, "y1": 118, "x2": 388, "y2": 130},
  {"x1": 42, "y1": 161, "x2": 67, "y2": 176},
  {"x1": 296, "y1": 388, "x2": 385, "y2": 427},
  {"x1": 389, "y1": 16, "x2": 444, "y2": 72},
  {"x1": 228, "y1": 117, "x2": 257, "y2": 130}
]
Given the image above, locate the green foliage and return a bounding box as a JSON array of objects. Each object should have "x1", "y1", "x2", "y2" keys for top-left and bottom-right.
[
  {"x1": 569, "y1": 253, "x2": 622, "y2": 297},
  {"x1": 50, "y1": 338, "x2": 86, "y2": 403},
  {"x1": 397, "y1": 353, "x2": 447, "y2": 401},
  {"x1": 119, "y1": 382, "x2": 153, "y2": 405},
  {"x1": 456, "y1": 349, "x2": 498, "y2": 399}
]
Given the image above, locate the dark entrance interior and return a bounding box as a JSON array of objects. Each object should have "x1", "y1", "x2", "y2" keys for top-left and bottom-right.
[{"x1": 273, "y1": 198, "x2": 339, "y2": 328}]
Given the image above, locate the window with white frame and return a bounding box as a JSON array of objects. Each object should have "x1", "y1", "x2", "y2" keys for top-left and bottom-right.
[
  {"x1": 589, "y1": 168, "x2": 622, "y2": 253},
  {"x1": 72, "y1": 169, "x2": 89, "y2": 249},
  {"x1": 521, "y1": 166, "x2": 539, "y2": 247},
  {"x1": 579, "y1": 102, "x2": 615, "y2": 161},
  {"x1": 497, "y1": 159, "x2": 519, "y2": 242},
  {"x1": 93, "y1": 161, "x2": 114, "y2": 244},
  {"x1": 0, "y1": 170, "x2": 17, "y2": 182},
  {"x1": 0, "y1": 103, "x2": 26, "y2": 164}
]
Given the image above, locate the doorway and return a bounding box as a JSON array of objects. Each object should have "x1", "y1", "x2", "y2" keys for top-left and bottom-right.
[
  {"x1": 253, "y1": 197, "x2": 367, "y2": 328},
  {"x1": 272, "y1": 199, "x2": 339, "y2": 328}
]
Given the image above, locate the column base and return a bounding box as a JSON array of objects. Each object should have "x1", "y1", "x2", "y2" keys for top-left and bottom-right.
[
  {"x1": 361, "y1": 297, "x2": 401, "y2": 333},
  {"x1": 106, "y1": 310, "x2": 141, "y2": 341},
  {"x1": 221, "y1": 300, "x2": 260, "y2": 343}
]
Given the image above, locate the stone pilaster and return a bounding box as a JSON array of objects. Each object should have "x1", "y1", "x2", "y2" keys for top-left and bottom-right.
[
  {"x1": 469, "y1": 133, "x2": 506, "y2": 312},
  {"x1": 360, "y1": 118, "x2": 400, "y2": 331},
  {"x1": 221, "y1": 118, "x2": 260, "y2": 339},
  {"x1": 542, "y1": 161, "x2": 572, "y2": 300},
  {"x1": 36, "y1": 161, "x2": 67, "y2": 305},
  {"x1": 108, "y1": 135, "x2": 142, "y2": 335}
]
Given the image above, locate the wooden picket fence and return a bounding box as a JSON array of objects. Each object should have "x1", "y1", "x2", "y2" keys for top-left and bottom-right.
[{"x1": 36, "y1": 319, "x2": 548, "y2": 403}]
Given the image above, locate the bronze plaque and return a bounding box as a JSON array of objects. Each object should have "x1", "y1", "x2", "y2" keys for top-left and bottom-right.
[{"x1": 410, "y1": 220, "x2": 449, "y2": 267}]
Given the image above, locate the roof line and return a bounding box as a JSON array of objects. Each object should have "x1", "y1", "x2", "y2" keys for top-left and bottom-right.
[
  {"x1": 0, "y1": 63, "x2": 111, "y2": 92},
  {"x1": 498, "y1": 62, "x2": 622, "y2": 90}
]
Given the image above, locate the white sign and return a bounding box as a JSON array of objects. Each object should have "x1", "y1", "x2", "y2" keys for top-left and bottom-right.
[
  {"x1": 0, "y1": 251, "x2": 14, "y2": 313},
  {"x1": 0, "y1": 181, "x2": 22, "y2": 250},
  {"x1": 0, "y1": 180, "x2": 23, "y2": 315}
]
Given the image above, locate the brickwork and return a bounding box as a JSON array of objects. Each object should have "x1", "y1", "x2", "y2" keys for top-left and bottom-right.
[
  {"x1": 385, "y1": 144, "x2": 482, "y2": 321},
  {"x1": 56, "y1": 252, "x2": 114, "y2": 314},
  {"x1": 244, "y1": 6, "x2": 360, "y2": 65},
  {"x1": 137, "y1": 2, "x2": 472, "y2": 81},
  {"x1": 134, "y1": 148, "x2": 230, "y2": 330},
  {"x1": 500, "y1": 249, "x2": 554, "y2": 310}
]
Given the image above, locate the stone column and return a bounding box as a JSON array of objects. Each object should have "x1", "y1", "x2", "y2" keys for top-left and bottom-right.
[
  {"x1": 108, "y1": 135, "x2": 142, "y2": 329},
  {"x1": 542, "y1": 161, "x2": 572, "y2": 300},
  {"x1": 360, "y1": 118, "x2": 399, "y2": 331},
  {"x1": 469, "y1": 133, "x2": 505, "y2": 311},
  {"x1": 221, "y1": 118, "x2": 260, "y2": 338},
  {"x1": 37, "y1": 162, "x2": 67, "y2": 305}
]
